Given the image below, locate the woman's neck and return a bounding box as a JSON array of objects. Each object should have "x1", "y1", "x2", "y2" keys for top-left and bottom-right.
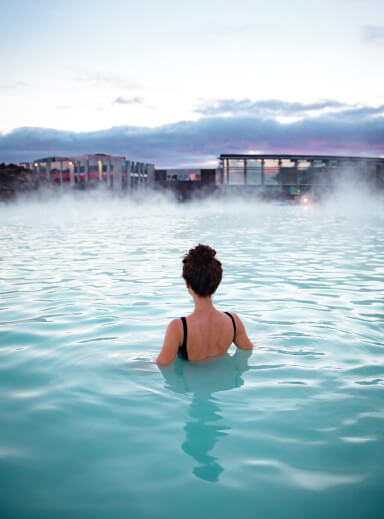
[{"x1": 192, "y1": 294, "x2": 215, "y2": 313}]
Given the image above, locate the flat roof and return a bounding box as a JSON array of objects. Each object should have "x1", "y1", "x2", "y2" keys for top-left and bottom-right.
[
  {"x1": 219, "y1": 153, "x2": 384, "y2": 162},
  {"x1": 71, "y1": 154, "x2": 126, "y2": 160},
  {"x1": 34, "y1": 156, "x2": 71, "y2": 162}
]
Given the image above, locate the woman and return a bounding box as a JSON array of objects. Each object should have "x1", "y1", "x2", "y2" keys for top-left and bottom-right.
[{"x1": 157, "y1": 244, "x2": 253, "y2": 366}]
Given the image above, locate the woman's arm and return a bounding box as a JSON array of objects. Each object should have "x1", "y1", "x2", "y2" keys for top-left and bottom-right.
[
  {"x1": 232, "y1": 313, "x2": 253, "y2": 350},
  {"x1": 156, "y1": 319, "x2": 182, "y2": 366}
]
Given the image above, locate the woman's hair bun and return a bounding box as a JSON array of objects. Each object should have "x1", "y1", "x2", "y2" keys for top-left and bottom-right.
[
  {"x1": 182, "y1": 244, "x2": 222, "y2": 296},
  {"x1": 188, "y1": 244, "x2": 216, "y2": 264}
]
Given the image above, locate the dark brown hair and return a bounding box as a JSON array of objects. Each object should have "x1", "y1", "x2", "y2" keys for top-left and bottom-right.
[{"x1": 182, "y1": 244, "x2": 222, "y2": 297}]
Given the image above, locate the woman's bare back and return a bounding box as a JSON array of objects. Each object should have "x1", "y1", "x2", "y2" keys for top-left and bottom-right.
[
  {"x1": 184, "y1": 309, "x2": 236, "y2": 361},
  {"x1": 156, "y1": 244, "x2": 253, "y2": 366}
]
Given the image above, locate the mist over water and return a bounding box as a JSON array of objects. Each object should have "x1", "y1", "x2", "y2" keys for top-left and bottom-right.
[{"x1": 1, "y1": 184, "x2": 383, "y2": 518}]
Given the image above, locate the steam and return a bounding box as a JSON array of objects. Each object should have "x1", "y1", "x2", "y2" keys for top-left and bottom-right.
[
  {"x1": 319, "y1": 168, "x2": 383, "y2": 219},
  {"x1": 0, "y1": 169, "x2": 382, "y2": 226}
]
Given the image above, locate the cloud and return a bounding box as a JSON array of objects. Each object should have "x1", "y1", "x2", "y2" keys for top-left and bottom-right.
[
  {"x1": 326, "y1": 105, "x2": 384, "y2": 121},
  {"x1": 0, "y1": 81, "x2": 27, "y2": 89},
  {"x1": 1, "y1": 102, "x2": 383, "y2": 167},
  {"x1": 362, "y1": 25, "x2": 384, "y2": 42},
  {"x1": 113, "y1": 96, "x2": 144, "y2": 105},
  {"x1": 196, "y1": 99, "x2": 348, "y2": 118},
  {"x1": 73, "y1": 68, "x2": 141, "y2": 89},
  {"x1": 184, "y1": 22, "x2": 267, "y2": 39}
]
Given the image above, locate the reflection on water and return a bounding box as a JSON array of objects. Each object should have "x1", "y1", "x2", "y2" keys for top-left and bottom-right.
[
  {"x1": 160, "y1": 350, "x2": 251, "y2": 481},
  {"x1": 1, "y1": 194, "x2": 384, "y2": 518},
  {"x1": 183, "y1": 396, "x2": 228, "y2": 482}
]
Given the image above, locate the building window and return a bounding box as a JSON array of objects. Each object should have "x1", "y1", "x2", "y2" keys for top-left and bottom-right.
[
  {"x1": 246, "y1": 159, "x2": 262, "y2": 185},
  {"x1": 263, "y1": 159, "x2": 279, "y2": 185}
]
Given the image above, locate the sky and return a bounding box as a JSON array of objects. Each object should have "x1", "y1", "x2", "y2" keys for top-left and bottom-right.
[{"x1": 0, "y1": 0, "x2": 383, "y2": 167}]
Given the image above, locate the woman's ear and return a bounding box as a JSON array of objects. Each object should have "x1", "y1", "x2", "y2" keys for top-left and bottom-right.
[{"x1": 185, "y1": 281, "x2": 190, "y2": 288}]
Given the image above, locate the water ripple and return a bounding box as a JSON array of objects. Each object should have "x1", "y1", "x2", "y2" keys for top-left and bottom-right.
[{"x1": 0, "y1": 196, "x2": 383, "y2": 518}]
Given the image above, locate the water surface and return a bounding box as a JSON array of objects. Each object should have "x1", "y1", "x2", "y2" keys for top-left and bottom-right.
[{"x1": 1, "y1": 190, "x2": 383, "y2": 518}]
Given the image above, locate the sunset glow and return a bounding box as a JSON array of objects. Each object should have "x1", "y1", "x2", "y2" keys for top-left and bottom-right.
[{"x1": 0, "y1": 0, "x2": 383, "y2": 166}]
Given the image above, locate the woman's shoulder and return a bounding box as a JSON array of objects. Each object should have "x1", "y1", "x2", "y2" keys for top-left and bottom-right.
[
  {"x1": 221, "y1": 310, "x2": 241, "y2": 323},
  {"x1": 223, "y1": 312, "x2": 253, "y2": 350},
  {"x1": 168, "y1": 317, "x2": 184, "y2": 330},
  {"x1": 223, "y1": 311, "x2": 247, "y2": 329}
]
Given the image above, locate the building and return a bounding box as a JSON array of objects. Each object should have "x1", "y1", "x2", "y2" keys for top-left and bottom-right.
[
  {"x1": 22, "y1": 153, "x2": 155, "y2": 190},
  {"x1": 218, "y1": 154, "x2": 384, "y2": 195},
  {"x1": 154, "y1": 168, "x2": 217, "y2": 185},
  {"x1": 154, "y1": 168, "x2": 202, "y2": 182},
  {"x1": 153, "y1": 168, "x2": 217, "y2": 200}
]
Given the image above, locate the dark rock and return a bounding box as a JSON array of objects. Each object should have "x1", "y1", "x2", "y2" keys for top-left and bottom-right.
[{"x1": 0, "y1": 164, "x2": 39, "y2": 200}]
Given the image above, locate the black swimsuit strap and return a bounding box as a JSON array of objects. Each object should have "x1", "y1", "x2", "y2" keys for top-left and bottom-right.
[
  {"x1": 224, "y1": 311, "x2": 236, "y2": 342},
  {"x1": 178, "y1": 317, "x2": 188, "y2": 360},
  {"x1": 179, "y1": 313, "x2": 235, "y2": 360},
  {"x1": 181, "y1": 316, "x2": 187, "y2": 348}
]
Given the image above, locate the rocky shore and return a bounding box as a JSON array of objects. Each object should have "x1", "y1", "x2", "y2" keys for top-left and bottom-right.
[{"x1": 0, "y1": 164, "x2": 39, "y2": 200}]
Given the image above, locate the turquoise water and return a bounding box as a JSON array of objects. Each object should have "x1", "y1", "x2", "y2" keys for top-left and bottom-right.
[{"x1": 1, "y1": 190, "x2": 383, "y2": 519}]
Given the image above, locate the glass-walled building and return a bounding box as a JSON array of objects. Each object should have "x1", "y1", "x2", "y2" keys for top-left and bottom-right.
[
  {"x1": 28, "y1": 154, "x2": 154, "y2": 190},
  {"x1": 23, "y1": 157, "x2": 72, "y2": 183},
  {"x1": 219, "y1": 154, "x2": 384, "y2": 194}
]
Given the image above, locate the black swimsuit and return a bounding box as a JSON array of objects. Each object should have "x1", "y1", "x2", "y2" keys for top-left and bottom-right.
[{"x1": 177, "y1": 311, "x2": 237, "y2": 361}]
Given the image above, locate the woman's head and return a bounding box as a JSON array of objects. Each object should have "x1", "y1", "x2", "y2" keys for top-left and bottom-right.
[{"x1": 182, "y1": 244, "x2": 222, "y2": 297}]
